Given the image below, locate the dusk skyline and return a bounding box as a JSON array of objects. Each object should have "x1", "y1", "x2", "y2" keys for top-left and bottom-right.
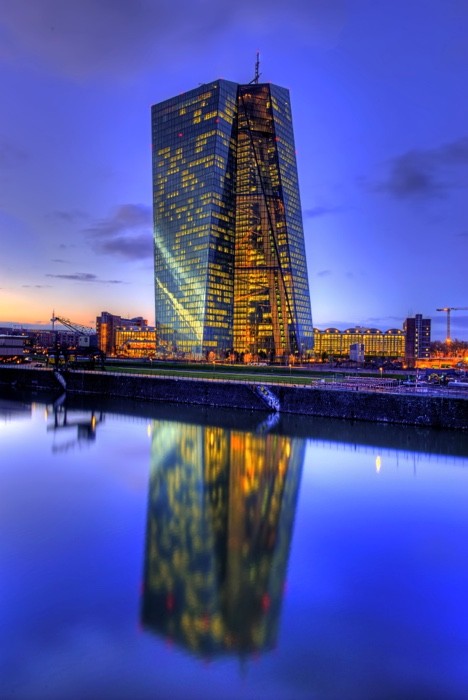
[{"x1": 1, "y1": 0, "x2": 467, "y2": 340}]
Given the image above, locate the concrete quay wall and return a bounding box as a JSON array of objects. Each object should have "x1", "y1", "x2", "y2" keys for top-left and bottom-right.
[
  {"x1": 275, "y1": 384, "x2": 466, "y2": 430},
  {"x1": 0, "y1": 366, "x2": 466, "y2": 430},
  {"x1": 66, "y1": 369, "x2": 265, "y2": 412}
]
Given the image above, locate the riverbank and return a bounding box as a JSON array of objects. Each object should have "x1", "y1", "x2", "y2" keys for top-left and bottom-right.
[{"x1": 1, "y1": 365, "x2": 466, "y2": 431}]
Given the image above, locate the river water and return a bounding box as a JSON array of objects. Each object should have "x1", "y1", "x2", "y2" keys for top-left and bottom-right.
[{"x1": 1, "y1": 390, "x2": 468, "y2": 700}]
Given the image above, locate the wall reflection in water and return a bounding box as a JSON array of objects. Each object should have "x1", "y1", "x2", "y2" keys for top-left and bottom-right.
[{"x1": 141, "y1": 421, "x2": 306, "y2": 659}]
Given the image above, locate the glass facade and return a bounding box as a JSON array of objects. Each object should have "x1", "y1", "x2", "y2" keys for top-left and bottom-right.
[
  {"x1": 152, "y1": 80, "x2": 313, "y2": 361},
  {"x1": 114, "y1": 327, "x2": 157, "y2": 358},
  {"x1": 313, "y1": 327, "x2": 406, "y2": 359}
]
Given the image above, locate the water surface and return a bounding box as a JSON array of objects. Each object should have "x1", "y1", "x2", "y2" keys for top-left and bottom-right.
[{"x1": 1, "y1": 391, "x2": 467, "y2": 699}]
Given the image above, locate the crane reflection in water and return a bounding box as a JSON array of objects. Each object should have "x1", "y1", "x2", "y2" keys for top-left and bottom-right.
[
  {"x1": 46, "y1": 395, "x2": 104, "y2": 453},
  {"x1": 140, "y1": 419, "x2": 306, "y2": 660}
]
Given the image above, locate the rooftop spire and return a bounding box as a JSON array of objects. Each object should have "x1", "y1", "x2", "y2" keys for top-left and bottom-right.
[{"x1": 251, "y1": 51, "x2": 261, "y2": 84}]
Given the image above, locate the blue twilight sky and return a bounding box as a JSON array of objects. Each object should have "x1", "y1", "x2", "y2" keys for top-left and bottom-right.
[{"x1": 0, "y1": 0, "x2": 467, "y2": 340}]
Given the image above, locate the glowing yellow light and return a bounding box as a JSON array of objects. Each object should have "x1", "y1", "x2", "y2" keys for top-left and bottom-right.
[{"x1": 375, "y1": 456, "x2": 381, "y2": 473}]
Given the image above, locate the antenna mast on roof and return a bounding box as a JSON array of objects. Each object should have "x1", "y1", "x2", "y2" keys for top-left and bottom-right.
[{"x1": 250, "y1": 51, "x2": 261, "y2": 84}]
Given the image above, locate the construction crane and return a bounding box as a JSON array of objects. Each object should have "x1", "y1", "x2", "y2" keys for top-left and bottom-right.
[
  {"x1": 51, "y1": 312, "x2": 95, "y2": 348},
  {"x1": 47, "y1": 402, "x2": 104, "y2": 453},
  {"x1": 49, "y1": 312, "x2": 105, "y2": 368},
  {"x1": 436, "y1": 307, "x2": 468, "y2": 343}
]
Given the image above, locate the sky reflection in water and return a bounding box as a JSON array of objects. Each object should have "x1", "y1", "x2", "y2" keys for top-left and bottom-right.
[{"x1": 1, "y1": 394, "x2": 467, "y2": 700}]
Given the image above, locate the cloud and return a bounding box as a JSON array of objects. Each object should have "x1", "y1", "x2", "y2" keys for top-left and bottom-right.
[
  {"x1": 315, "y1": 315, "x2": 408, "y2": 331},
  {"x1": 346, "y1": 270, "x2": 366, "y2": 279},
  {"x1": 86, "y1": 204, "x2": 151, "y2": 236},
  {"x1": 93, "y1": 232, "x2": 153, "y2": 260},
  {"x1": 456, "y1": 231, "x2": 468, "y2": 237},
  {"x1": 0, "y1": 0, "x2": 345, "y2": 80},
  {"x1": 0, "y1": 0, "x2": 169, "y2": 79},
  {"x1": 379, "y1": 151, "x2": 440, "y2": 198},
  {"x1": 317, "y1": 269, "x2": 332, "y2": 277},
  {"x1": 47, "y1": 209, "x2": 88, "y2": 223},
  {"x1": 374, "y1": 136, "x2": 468, "y2": 199},
  {"x1": 51, "y1": 258, "x2": 68, "y2": 263},
  {"x1": 46, "y1": 272, "x2": 123, "y2": 284},
  {"x1": 303, "y1": 205, "x2": 344, "y2": 218},
  {"x1": 85, "y1": 204, "x2": 153, "y2": 260},
  {"x1": 363, "y1": 315, "x2": 407, "y2": 326},
  {"x1": 22, "y1": 284, "x2": 52, "y2": 288}
]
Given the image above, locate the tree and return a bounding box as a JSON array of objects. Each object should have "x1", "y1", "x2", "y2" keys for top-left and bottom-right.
[{"x1": 430, "y1": 339, "x2": 468, "y2": 357}]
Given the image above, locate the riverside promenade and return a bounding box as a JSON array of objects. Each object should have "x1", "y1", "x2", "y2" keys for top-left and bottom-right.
[{"x1": 1, "y1": 365, "x2": 466, "y2": 431}]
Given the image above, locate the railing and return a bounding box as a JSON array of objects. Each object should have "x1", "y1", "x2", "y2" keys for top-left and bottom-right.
[
  {"x1": 2, "y1": 365, "x2": 467, "y2": 399},
  {"x1": 65, "y1": 368, "x2": 468, "y2": 399}
]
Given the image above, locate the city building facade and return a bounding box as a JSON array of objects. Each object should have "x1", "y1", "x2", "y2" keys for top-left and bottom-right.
[
  {"x1": 404, "y1": 314, "x2": 431, "y2": 366},
  {"x1": 114, "y1": 326, "x2": 157, "y2": 358},
  {"x1": 313, "y1": 327, "x2": 406, "y2": 360},
  {"x1": 349, "y1": 342, "x2": 365, "y2": 363},
  {"x1": 0, "y1": 334, "x2": 26, "y2": 359},
  {"x1": 96, "y1": 311, "x2": 150, "y2": 357},
  {"x1": 151, "y1": 78, "x2": 314, "y2": 361}
]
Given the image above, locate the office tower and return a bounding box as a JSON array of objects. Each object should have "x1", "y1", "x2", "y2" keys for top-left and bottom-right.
[
  {"x1": 151, "y1": 76, "x2": 314, "y2": 361},
  {"x1": 404, "y1": 314, "x2": 431, "y2": 365}
]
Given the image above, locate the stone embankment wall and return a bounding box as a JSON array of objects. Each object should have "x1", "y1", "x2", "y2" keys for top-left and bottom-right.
[
  {"x1": 275, "y1": 384, "x2": 466, "y2": 430},
  {"x1": 0, "y1": 367, "x2": 58, "y2": 391},
  {"x1": 0, "y1": 366, "x2": 466, "y2": 430}
]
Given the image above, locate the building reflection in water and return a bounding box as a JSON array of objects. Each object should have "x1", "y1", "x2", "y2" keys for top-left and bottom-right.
[{"x1": 141, "y1": 420, "x2": 306, "y2": 659}]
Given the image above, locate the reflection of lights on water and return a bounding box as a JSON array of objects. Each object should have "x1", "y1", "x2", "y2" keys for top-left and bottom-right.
[
  {"x1": 91, "y1": 415, "x2": 96, "y2": 430},
  {"x1": 44, "y1": 408, "x2": 48, "y2": 421},
  {"x1": 147, "y1": 423, "x2": 152, "y2": 438},
  {"x1": 375, "y1": 455, "x2": 382, "y2": 473}
]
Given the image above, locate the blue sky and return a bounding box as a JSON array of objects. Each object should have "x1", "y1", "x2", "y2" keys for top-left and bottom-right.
[{"x1": 0, "y1": 0, "x2": 467, "y2": 340}]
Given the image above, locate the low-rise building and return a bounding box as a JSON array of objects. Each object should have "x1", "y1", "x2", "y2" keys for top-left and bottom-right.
[
  {"x1": 114, "y1": 327, "x2": 157, "y2": 358},
  {"x1": 96, "y1": 311, "x2": 156, "y2": 357},
  {"x1": 313, "y1": 327, "x2": 405, "y2": 360},
  {"x1": 349, "y1": 342, "x2": 365, "y2": 363},
  {"x1": 0, "y1": 334, "x2": 26, "y2": 359}
]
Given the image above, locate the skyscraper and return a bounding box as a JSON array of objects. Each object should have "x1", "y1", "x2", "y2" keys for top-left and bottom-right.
[{"x1": 151, "y1": 75, "x2": 313, "y2": 361}]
